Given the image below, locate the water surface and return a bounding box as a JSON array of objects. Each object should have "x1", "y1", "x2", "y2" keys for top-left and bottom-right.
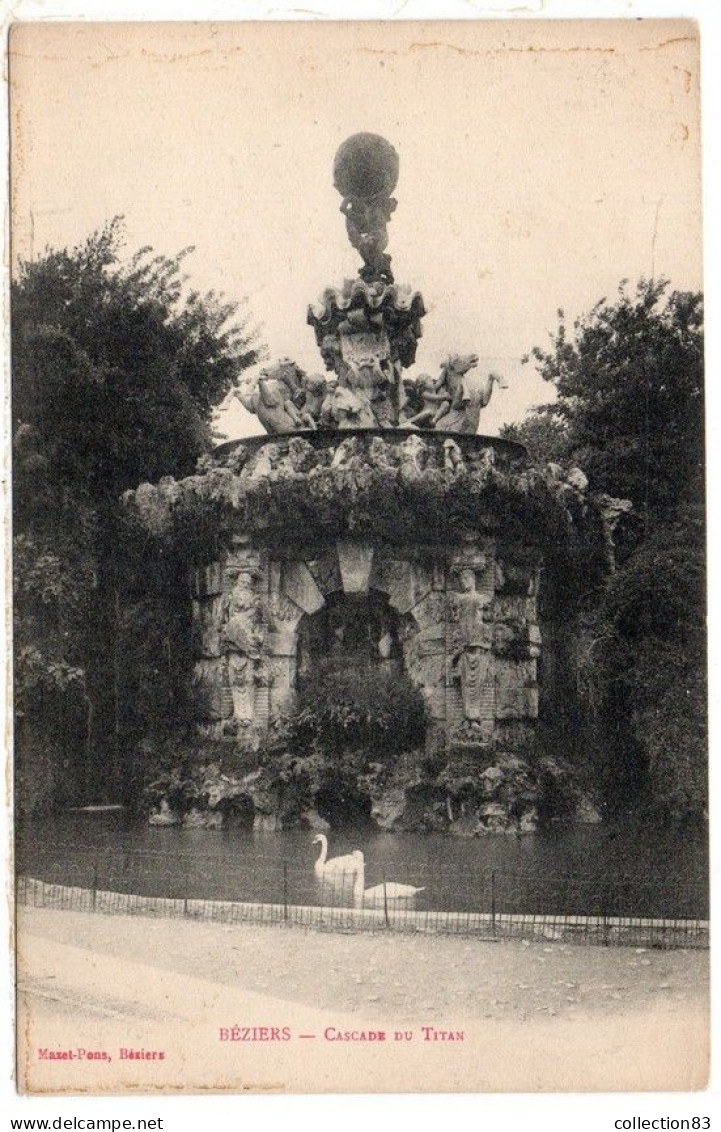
[{"x1": 17, "y1": 812, "x2": 708, "y2": 919}]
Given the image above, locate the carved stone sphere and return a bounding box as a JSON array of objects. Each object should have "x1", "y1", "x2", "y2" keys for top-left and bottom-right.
[{"x1": 333, "y1": 133, "x2": 399, "y2": 199}]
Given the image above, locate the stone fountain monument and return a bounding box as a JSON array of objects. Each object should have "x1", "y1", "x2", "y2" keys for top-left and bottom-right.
[{"x1": 130, "y1": 134, "x2": 606, "y2": 832}]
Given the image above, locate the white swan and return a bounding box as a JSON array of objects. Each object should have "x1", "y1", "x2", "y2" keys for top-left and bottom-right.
[
  {"x1": 349, "y1": 853, "x2": 425, "y2": 909},
  {"x1": 362, "y1": 881, "x2": 426, "y2": 908},
  {"x1": 312, "y1": 834, "x2": 363, "y2": 880}
]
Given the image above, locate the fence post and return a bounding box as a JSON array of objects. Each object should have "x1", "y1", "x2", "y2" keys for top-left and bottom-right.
[
  {"x1": 183, "y1": 864, "x2": 190, "y2": 917},
  {"x1": 383, "y1": 875, "x2": 390, "y2": 929},
  {"x1": 491, "y1": 870, "x2": 496, "y2": 938},
  {"x1": 283, "y1": 862, "x2": 289, "y2": 923},
  {"x1": 91, "y1": 857, "x2": 99, "y2": 912}
]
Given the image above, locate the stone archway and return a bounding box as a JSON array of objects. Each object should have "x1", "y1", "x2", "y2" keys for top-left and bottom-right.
[
  {"x1": 266, "y1": 541, "x2": 448, "y2": 738},
  {"x1": 191, "y1": 532, "x2": 543, "y2": 759},
  {"x1": 295, "y1": 589, "x2": 404, "y2": 692}
]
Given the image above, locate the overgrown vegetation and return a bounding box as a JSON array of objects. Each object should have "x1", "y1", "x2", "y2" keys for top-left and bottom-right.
[
  {"x1": 124, "y1": 451, "x2": 609, "y2": 609},
  {"x1": 503, "y1": 279, "x2": 706, "y2": 821},
  {"x1": 288, "y1": 660, "x2": 428, "y2": 761},
  {"x1": 12, "y1": 221, "x2": 262, "y2": 812}
]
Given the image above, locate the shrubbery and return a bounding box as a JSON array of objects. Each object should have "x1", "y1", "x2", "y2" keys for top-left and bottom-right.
[{"x1": 287, "y1": 660, "x2": 428, "y2": 761}]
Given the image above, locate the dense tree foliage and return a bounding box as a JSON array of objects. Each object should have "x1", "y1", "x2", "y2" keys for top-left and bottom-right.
[
  {"x1": 13, "y1": 220, "x2": 262, "y2": 811},
  {"x1": 504, "y1": 280, "x2": 706, "y2": 821}
]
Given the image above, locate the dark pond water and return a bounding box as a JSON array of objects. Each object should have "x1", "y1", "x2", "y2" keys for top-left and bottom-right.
[{"x1": 17, "y1": 812, "x2": 708, "y2": 919}]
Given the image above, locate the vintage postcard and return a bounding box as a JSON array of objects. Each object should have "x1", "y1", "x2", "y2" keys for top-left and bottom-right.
[{"x1": 8, "y1": 18, "x2": 708, "y2": 1095}]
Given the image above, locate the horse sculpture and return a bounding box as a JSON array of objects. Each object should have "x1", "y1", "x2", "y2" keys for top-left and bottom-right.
[
  {"x1": 235, "y1": 359, "x2": 317, "y2": 434},
  {"x1": 432, "y1": 354, "x2": 507, "y2": 434}
]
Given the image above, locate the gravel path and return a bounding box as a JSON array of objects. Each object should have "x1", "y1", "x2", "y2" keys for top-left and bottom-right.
[
  {"x1": 16, "y1": 907, "x2": 709, "y2": 1094},
  {"x1": 20, "y1": 906, "x2": 707, "y2": 1022}
]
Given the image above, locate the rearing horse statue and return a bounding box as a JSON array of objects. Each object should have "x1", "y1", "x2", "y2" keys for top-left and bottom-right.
[{"x1": 433, "y1": 354, "x2": 507, "y2": 434}]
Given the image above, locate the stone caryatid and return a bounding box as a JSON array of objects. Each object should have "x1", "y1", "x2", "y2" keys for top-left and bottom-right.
[{"x1": 449, "y1": 563, "x2": 495, "y2": 733}]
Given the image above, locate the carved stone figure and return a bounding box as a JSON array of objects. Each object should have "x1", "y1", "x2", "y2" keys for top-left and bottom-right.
[
  {"x1": 333, "y1": 133, "x2": 400, "y2": 284},
  {"x1": 399, "y1": 375, "x2": 422, "y2": 425},
  {"x1": 400, "y1": 373, "x2": 451, "y2": 429},
  {"x1": 449, "y1": 567, "x2": 494, "y2": 723},
  {"x1": 450, "y1": 566, "x2": 492, "y2": 644},
  {"x1": 367, "y1": 435, "x2": 398, "y2": 469},
  {"x1": 330, "y1": 436, "x2": 362, "y2": 469},
  {"x1": 299, "y1": 372, "x2": 328, "y2": 421},
  {"x1": 433, "y1": 357, "x2": 507, "y2": 434},
  {"x1": 242, "y1": 442, "x2": 282, "y2": 480},
  {"x1": 328, "y1": 385, "x2": 377, "y2": 429},
  {"x1": 235, "y1": 359, "x2": 316, "y2": 435},
  {"x1": 370, "y1": 383, "x2": 395, "y2": 428},
  {"x1": 399, "y1": 433, "x2": 428, "y2": 476},
  {"x1": 219, "y1": 568, "x2": 262, "y2": 675},
  {"x1": 283, "y1": 436, "x2": 318, "y2": 474},
  {"x1": 443, "y1": 438, "x2": 464, "y2": 472},
  {"x1": 318, "y1": 374, "x2": 339, "y2": 429},
  {"x1": 340, "y1": 195, "x2": 396, "y2": 283}
]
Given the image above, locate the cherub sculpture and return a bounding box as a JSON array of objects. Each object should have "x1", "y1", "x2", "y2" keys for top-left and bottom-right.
[
  {"x1": 400, "y1": 372, "x2": 452, "y2": 429},
  {"x1": 298, "y1": 373, "x2": 328, "y2": 422}
]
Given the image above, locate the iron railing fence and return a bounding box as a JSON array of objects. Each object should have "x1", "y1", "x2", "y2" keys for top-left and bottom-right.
[{"x1": 15, "y1": 840, "x2": 709, "y2": 948}]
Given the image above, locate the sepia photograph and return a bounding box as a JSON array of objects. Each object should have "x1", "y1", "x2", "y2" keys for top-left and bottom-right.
[{"x1": 7, "y1": 15, "x2": 709, "y2": 1096}]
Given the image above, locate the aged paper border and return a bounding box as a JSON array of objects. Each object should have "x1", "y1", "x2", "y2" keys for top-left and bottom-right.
[{"x1": 2, "y1": 0, "x2": 719, "y2": 1126}]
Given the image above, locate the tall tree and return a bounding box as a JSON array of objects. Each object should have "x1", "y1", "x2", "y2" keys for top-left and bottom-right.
[
  {"x1": 507, "y1": 280, "x2": 704, "y2": 524},
  {"x1": 12, "y1": 219, "x2": 262, "y2": 811},
  {"x1": 504, "y1": 280, "x2": 706, "y2": 820}
]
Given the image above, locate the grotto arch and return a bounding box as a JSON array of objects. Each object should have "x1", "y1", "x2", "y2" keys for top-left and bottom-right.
[
  {"x1": 267, "y1": 541, "x2": 439, "y2": 732},
  {"x1": 295, "y1": 588, "x2": 406, "y2": 691}
]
